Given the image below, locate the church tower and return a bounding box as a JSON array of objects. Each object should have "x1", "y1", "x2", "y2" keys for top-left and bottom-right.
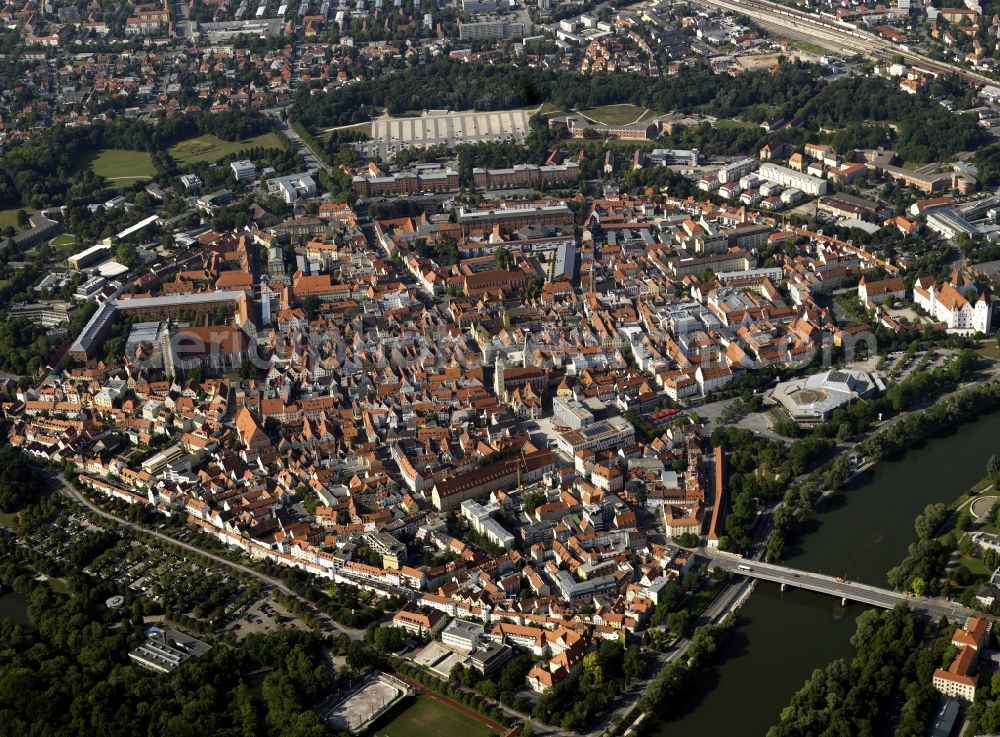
[{"x1": 494, "y1": 355, "x2": 506, "y2": 401}]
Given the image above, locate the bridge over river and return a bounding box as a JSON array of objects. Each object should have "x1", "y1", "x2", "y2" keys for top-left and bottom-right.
[{"x1": 704, "y1": 550, "x2": 979, "y2": 623}]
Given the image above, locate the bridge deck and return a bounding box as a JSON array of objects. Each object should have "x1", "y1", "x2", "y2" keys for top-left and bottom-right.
[{"x1": 705, "y1": 553, "x2": 978, "y2": 623}]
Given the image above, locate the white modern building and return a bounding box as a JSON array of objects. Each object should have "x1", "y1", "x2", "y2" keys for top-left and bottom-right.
[
  {"x1": 758, "y1": 162, "x2": 828, "y2": 196},
  {"x1": 265, "y1": 172, "x2": 317, "y2": 203},
  {"x1": 231, "y1": 159, "x2": 258, "y2": 182},
  {"x1": 717, "y1": 158, "x2": 758, "y2": 184},
  {"x1": 460, "y1": 499, "x2": 515, "y2": 550}
]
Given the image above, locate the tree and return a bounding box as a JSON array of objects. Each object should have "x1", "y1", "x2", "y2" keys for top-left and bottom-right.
[
  {"x1": 115, "y1": 242, "x2": 140, "y2": 268},
  {"x1": 910, "y1": 576, "x2": 926, "y2": 596},
  {"x1": 523, "y1": 491, "x2": 546, "y2": 515},
  {"x1": 988, "y1": 454, "x2": 1000, "y2": 487},
  {"x1": 494, "y1": 246, "x2": 513, "y2": 270},
  {"x1": 914, "y1": 502, "x2": 948, "y2": 540}
]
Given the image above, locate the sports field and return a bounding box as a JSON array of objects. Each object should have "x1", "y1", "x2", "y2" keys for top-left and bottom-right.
[
  {"x1": 168, "y1": 132, "x2": 285, "y2": 165},
  {"x1": 88, "y1": 149, "x2": 155, "y2": 185},
  {"x1": 376, "y1": 696, "x2": 497, "y2": 737}
]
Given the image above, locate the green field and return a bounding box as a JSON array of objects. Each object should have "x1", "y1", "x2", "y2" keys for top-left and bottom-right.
[
  {"x1": 319, "y1": 121, "x2": 373, "y2": 140},
  {"x1": 0, "y1": 207, "x2": 33, "y2": 233},
  {"x1": 376, "y1": 697, "x2": 497, "y2": 737},
  {"x1": 88, "y1": 149, "x2": 155, "y2": 185},
  {"x1": 51, "y1": 234, "x2": 77, "y2": 248},
  {"x1": 168, "y1": 132, "x2": 285, "y2": 165},
  {"x1": 579, "y1": 104, "x2": 651, "y2": 125},
  {"x1": 525, "y1": 101, "x2": 562, "y2": 116},
  {"x1": 713, "y1": 118, "x2": 758, "y2": 130}
]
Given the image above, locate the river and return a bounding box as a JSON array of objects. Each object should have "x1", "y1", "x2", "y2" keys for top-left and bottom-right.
[{"x1": 654, "y1": 410, "x2": 1000, "y2": 737}]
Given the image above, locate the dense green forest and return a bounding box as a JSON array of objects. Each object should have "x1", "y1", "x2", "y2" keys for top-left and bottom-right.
[
  {"x1": 0, "y1": 569, "x2": 337, "y2": 737},
  {"x1": 292, "y1": 60, "x2": 983, "y2": 163},
  {"x1": 766, "y1": 606, "x2": 947, "y2": 737}
]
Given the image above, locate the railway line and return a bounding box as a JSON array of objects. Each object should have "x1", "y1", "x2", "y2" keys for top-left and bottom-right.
[{"x1": 699, "y1": 0, "x2": 995, "y2": 88}]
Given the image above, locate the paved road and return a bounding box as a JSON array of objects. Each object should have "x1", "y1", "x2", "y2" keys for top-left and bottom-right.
[
  {"x1": 264, "y1": 109, "x2": 332, "y2": 176},
  {"x1": 49, "y1": 472, "x2": 364, "y2": 639}
]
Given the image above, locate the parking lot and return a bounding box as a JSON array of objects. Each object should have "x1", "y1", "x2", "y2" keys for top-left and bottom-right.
[
  {"x1": 223, "y1": 596, "x2": 307, "y2": 637},
  {"x1": 16, "y1": 507, "x2": 274, "y2": 634}
]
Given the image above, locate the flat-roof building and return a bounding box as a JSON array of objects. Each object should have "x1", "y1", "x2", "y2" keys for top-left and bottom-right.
[
  {"x1": 231, "y1": 159, "x2": 258, "y2": 182},
  {"x1": 556, "y1": 415, "x2": 634, "y2": 457},
  {"x1": 553, "y1": 395, "x2": 594, "y2": 429},
  {"x1": 758, "y1": 162, "x2": 828, "y2": 197}
]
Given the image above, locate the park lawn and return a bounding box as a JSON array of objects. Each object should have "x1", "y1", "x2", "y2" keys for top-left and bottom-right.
[
  {"x1": 377, "y1": 697, "x2": 497, "y2": 737},
  {"x1": 50, "y1": 234, "x2": 77, "y2": 247},
  {"x1": 50, "y1": 233, "x2": 78, "y2": 254},
  {"x1": 579, "y1": 103, "x2": 649, "y2": 125},
  {"x1": 0, "y1": 207, "x2": 33, "y2": 232},
  {"x1": 319, "y1": 122, "x2": 372, "y2": 140},
  {"x1": 44, "y1": 577, "x2": 70, "y2": 595},
  {"x1": 525, "y1": 101, "x2": 562, "y2": 116},
  {"x1": 958, "y1": 554, "x2": 992, "y2": 578},
  {"x1": 713, "y1": 118, "x2": 757, "y2": 130},
  {"x1": 976, "y1": 342, "x2": 1000, "y2": 362},
  {"x1": 168, "y1": 132, "x2": 285, "y2": 165},
  {"x1": 973, "y1": 477, "x2": 994, "y2": 493},
  {"x1": 88, "y1": 149, "x2": 155, "y2": 185}
]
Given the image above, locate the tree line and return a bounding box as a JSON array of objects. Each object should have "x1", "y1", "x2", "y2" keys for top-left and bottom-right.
[
  {"x1": 0, "y1": 531, "x2": 338, "y2": 737},
  {"x1": 292, "y1": 60, "x2": 983, "y2": 164},
  {"x1": 0, "y1": 110, "x2": 274, "y2": 209},
  {"x1": 766, "y1": 606, "x2": 948, "y2": 737}
]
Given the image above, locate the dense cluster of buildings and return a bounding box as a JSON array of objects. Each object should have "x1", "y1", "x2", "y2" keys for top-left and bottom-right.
[{"x1": 8, "y1": 0, "x2": 1000, "y2": 708}]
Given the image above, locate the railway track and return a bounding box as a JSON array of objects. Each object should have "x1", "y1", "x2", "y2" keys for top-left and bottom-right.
[{"x1": 699, "y1": 0, "x2": 995, "y2": 87}]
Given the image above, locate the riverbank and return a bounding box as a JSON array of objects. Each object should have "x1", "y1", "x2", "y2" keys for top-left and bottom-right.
[
  {"x1": 768, "y1": 377, "x2": 1000, "y2": 564},
  {"x1": 652, "y1": 400, "x2": 1000, "y2": 736}
]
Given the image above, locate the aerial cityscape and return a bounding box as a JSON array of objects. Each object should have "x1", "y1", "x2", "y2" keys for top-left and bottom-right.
[{"x1": 12, "y1": 0, "x2": 1000, "y2": 734}]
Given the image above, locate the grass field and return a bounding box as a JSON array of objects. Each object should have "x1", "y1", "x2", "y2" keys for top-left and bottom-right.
[
  {"x1": 319, "y1": 121, "x2": 373, "y2": 140},
  {"x1": 50, "y1": 234, "x2": 78, "y2": 253},
  {"x1": 168, "y1": 132, "x2": 285, "y2": 165},
  {"x1": 525, "y1": 101, "x2": 562, "y2": 116},
  {"x1": 976, "y1": 342, "x2": 1000, "y2": 361},
  {"x1": 712, "y1": 118, "x2": 757, "y2": 130},
  {"x1": 0, "y1": 207, "x2": 33, "y2": 233},
  {"x1": 579, "y1": 103, "x2": 650, "y2": 125},
  {"x1": 88, "y1": 149, "x2": 155, "y2": 186},
  {"x1": 42, "y1": 577, "x2": 69, "y2": 594},
  {"x1": 376, "y1": 697, "x2": 496, "y2": 737}
]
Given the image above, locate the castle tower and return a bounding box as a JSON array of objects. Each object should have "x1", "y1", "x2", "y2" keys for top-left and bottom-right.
[{"x1": 976, "y1": 292, "x2": 992, "y2": 335}]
